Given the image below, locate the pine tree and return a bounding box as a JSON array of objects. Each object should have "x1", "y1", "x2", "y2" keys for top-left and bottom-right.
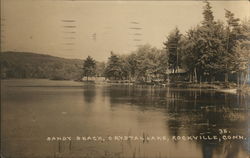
[
  {"x1": 182, "y1": 1, "x2": 226, "y2": 82},
  {"x1": 104, "y1": 52, "x2": 123, "y2": 80},
  {"x1": 202, "y1": 1, "x2": 215, "y2": 27},
  {"x1": 82, "y1": 56, "x2": 96, "y2": 81},
  {"x1": 195, "y1": 1, "x2": 225, "y2": 82}
]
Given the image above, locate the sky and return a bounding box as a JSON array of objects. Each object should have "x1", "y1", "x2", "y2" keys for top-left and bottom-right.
[{"x1": 1, "y1": 0, "x2": 249, "y2": 61}]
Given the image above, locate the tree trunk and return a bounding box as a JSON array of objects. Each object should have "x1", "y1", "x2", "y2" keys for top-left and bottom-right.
[
  {"x1": 199, "y1": 75, "x2": 202, "y2": 88},
  {"x1": 194, "y1": 68, "x2": 197, "y2": 83},
  {"x1": 242, "y1": 72, "x2": 247, "y2": 87},
  {"x1": 225, "y1": 73, "x2": 228, "y2": 83},
  {"x1": 237, "y1": 72, "x2": 240, "y2": 89},
  {"x1": 240, "y1": 71, "x2": 244, "y2": 88}
]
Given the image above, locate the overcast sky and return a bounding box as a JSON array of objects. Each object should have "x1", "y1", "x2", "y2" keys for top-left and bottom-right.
[{"x1": 1, "y1": 0, "x2": 249, "y2": 61}]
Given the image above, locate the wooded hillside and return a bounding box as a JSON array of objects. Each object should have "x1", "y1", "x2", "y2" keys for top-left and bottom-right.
[{"x1": 0, "y1": 52, "x2": 83, "y2": 80}]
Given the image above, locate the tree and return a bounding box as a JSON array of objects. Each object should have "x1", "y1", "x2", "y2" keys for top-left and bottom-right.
[
  {"x1": 220, "y1": 9, "x2": 242, "y2": 82},
  {"x1": 131, "y1": 45, "x2": 165, "y2": 82},
  {"x1": 202, "y1": 1, "x2": 215, "y2": 27},
  {"x1": 82, "y1": 56, "x2": 96, "y2": 81},
  {"x1": 126, "y1": 53, "x2": 139, "y2": 81},
  {"x1": 198, "y1": 1, "x2": 220, "y2": 81},
  {"x1": 181, "y1": 28, "x2": 197, "y2": 82},
  {"x1": 155, "y1": 50, "x2": 169, "y2": 81},
  {"x1": 233, "y1": 18, "x2": 250, "y2": 87},
  {"x1": 182, "y1": 1, "x2": 226, "y2": 83},
  {"x1": 164, "y1": 28, "x2": 182, "y2": 74},
  {"x1": 222, "y1": 10, "x2": 249, "y2": 86},
  {"x1": 191, "y1": 1, "x2": 226, "y2": 82},
  {"x1": 104, "y1": 52, "x2": 123, "y2": 80}
]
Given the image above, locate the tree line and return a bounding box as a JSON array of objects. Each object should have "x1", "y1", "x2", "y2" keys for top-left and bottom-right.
[{"x1": 83, "y1": 1, "x2": 250, "y2": 85}]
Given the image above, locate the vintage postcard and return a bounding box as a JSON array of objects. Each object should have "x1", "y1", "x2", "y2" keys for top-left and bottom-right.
[{"x1": 1, "y1": 0, "x2": 250, "y2": 158}]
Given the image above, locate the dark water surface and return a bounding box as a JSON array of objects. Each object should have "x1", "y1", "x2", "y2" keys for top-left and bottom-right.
[{"x1": 1, "y1": 79, "x2": 250, "y2": 158}]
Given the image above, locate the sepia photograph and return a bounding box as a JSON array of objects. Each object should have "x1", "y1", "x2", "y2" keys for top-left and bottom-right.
[{"x1": 0, "y1": 0, "x2": 250, "y2": 158}]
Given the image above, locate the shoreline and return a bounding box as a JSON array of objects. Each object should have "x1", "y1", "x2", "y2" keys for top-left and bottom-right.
[
  {"x1": 79, "y1": 79, "x2": 250, "y2": 95},
  {"x1": 98, "y1": 80, "x2": 250, "y2": 95},
  {"x1": 2, "y1": 78, "x2": 250, "y2": 95}
]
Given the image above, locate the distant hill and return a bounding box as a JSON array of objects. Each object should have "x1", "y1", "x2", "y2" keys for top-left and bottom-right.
[{"x1": 0, "y1": 52, "x2": 83, "y2": 80}]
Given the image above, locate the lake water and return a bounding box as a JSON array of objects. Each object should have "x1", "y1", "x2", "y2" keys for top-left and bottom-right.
[{"x1": 1, "y1": 79, "x2": 250, "y2": 158}]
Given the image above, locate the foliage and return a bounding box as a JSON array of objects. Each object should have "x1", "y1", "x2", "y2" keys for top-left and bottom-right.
[
  {"x1": 181, "y1": 1, "x2": 249, "y2": 83},
  {"x1": 1, "y1": 1, "x2": 249, "y2": 85},
  {"x1": 95, "y1": 61, "x2": 106, "y2": 77},
  {"x1": 82, "y1": 56, "x2": 96, "y2": 80},
  {"x1": 164, "y1": 28, "x2": 182, "y2": 73},
  {"x1": 103, "y1": 45, "x2": 167, "y2": 81},
  {"x1": 104, "y1": 52, "x2": 124, "y2": 80}
]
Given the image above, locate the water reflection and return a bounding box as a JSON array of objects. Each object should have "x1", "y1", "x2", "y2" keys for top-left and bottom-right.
[
  {"x1": 83, "y1": 84, "x2": 96, "y2": 103},
  {"x1": 1, "y1": 80, "x2": 249, "y2": 158},
  {"x1": 102, "y1": 85, "x2": 249, "y2": 158}
]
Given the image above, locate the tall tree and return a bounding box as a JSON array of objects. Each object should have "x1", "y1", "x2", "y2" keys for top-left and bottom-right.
[
  {"x1": 221, "y1": 9, "x2": 241, "y2": 82},
  {"x1": 223, "y1": 10, "x2": 249, "y2": 86},
  {"x1": 202, "y1": 1, "x2": 215, "y2": 27},
  {"x1": 182, "y1": 1, "x2": 226, "y2": 82},
  {"x1": 181, "y1": 27, "x2": 200, "y2": 82},
  {"x1": 195, "y1": 1, "x2": 225, "y2": 82},
  {"x1": 233, "y1": 18, "x2": 250, "y2": 86},
  {"x1": 82, "y1": 56, "x2": 96, "y2": 81},
  {"x1": 164, "y1": 27, "x2": 182, "y2": 74}
]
